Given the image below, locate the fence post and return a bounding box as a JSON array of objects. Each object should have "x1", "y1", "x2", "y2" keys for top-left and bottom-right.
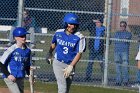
[
  {"x1": 29, "y1": 26, "x2": 36, "y2": 93},
  {"x1": 103, "y1": 0, "x2": 112, "y2": 86},
  {"x1": 29, "y1": 27, "x2": 35, "y2": 48},
  {"x1": 8, "y1": 27, "x2": 15, "y2": 44},
  {"x1": 17, "y1": 0, "x2": 24, "y2": 27}
]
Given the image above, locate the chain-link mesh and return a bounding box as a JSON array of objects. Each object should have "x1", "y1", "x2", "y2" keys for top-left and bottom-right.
[
  {"x1": 110, "y1": 0, "x2": 140, "y2": 88},
  {"x1": 0, "y1": 0, "x2": 140, "y2": 92}
]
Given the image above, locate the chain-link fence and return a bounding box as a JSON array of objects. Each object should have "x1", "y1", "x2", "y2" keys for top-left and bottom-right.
[{"x1": 0, "y1": 0, "x2": 140, "y2": 92}]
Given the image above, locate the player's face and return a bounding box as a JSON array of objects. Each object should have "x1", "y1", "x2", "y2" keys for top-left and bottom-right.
[
  {"x1": 66, "y1": 24, "x2": 77, "y2": 34},
  {"x1": 95, "y1": 21, "x2": 102, "y2": 27},
  {"x1": 15, "y1": 35, "x2": 26, "y2": 44}
]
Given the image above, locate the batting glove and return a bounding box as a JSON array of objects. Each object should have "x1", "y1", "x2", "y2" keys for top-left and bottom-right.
[
  {"x1": 63, "y1": 65, "x2": 73, "y2": 78},
  {"x1": 46, "y1": 52, "x2": 53, "y2": 64}
]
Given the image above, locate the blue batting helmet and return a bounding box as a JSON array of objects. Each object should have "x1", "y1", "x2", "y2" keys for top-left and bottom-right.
[
  {"x1": 63, "y1": 13, "x2": 80, "y2": 28},
  {"x1": 13, "y1": 27, "x2": 29, "y2": 37}
]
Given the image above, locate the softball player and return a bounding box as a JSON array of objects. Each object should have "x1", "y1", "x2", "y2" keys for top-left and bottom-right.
[
  {"x1": 0, "y1": 27, "x2": 31, "y2": 93},
  {"x1": 46, "y1": 13, "x2": 86, "y2": 93}
]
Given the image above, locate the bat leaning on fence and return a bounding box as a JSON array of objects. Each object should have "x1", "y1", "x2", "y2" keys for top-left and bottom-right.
[{"x1": 29, "y1": 66, "x2": 40, "y2": 93}]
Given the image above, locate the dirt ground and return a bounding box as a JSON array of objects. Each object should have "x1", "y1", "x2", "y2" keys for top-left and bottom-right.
[{"x1": 0, "y1": 88, "x2": 40, "y2": 93}]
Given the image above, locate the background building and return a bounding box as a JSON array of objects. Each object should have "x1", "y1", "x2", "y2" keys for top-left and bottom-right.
[{"x1": 112, "y1": 0, "x2": 140, "y2": 35}]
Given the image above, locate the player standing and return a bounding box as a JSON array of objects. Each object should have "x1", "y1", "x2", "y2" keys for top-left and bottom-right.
[
  {"x1": 46, "y1": 13, "x2": 86, "y2": 93},
  {"x1": 0, "y1": 27, "x2": 31, "y2": 93}
]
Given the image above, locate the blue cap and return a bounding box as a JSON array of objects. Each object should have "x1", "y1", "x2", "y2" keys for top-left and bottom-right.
[{"x1": 13, "y1": 27, "x2": 30, "y2": 37}]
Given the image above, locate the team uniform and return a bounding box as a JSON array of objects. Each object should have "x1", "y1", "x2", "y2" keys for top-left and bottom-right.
[
  {"x1": 0, "y1": 27, "x2": 31, "y2": 93},
  {"x1": 52, "y1": 29, "x2": 85, "y2": 64},
  {"x1": 46, "y1": 13, "x2": 86, "y2": 93},
  {"x1": 0, "y1": 44, "x2": 31, "y2": 93},
  {"x1": 52, "y1": 29, "x2": 86, "y2": 93}
]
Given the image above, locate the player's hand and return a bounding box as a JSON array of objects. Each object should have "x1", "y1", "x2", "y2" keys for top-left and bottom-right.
[
  {"x1": 63, "y1": 65, "x2": 73, "y2": 78},
  {"x1": 46, "y1": 52, "x2": 53, "y2": 64},
  {"x1": 7, "y1": 75, "x2": 16, "y2": 82}
]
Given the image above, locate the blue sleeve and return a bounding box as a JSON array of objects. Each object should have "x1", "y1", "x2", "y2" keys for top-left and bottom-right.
[
  {"x1": 52, "y1": 33, "x2": 57, "y2": 44},
  {"x1": 75, "y1": 42, "x2": 79, "y2": 53}
]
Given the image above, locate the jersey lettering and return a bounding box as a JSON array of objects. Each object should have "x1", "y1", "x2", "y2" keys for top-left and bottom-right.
[{"x1": 57, "y1": 39, "x2": 76, "y2": 47}]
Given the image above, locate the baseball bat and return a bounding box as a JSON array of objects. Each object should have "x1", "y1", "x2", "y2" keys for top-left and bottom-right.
[{"x1": 30, "y1": 68, "x2": 34, "y2": 93}]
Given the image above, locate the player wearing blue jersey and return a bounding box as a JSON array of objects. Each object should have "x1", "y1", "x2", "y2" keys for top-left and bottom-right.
[
  {"x1": 0, "y1": 27, "x2": 31, "y2": 93},
  {"x1": 46, "y1": 13, "x2": 86, "y2": 93}
]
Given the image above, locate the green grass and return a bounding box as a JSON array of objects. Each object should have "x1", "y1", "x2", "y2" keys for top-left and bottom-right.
[
  {"x1": 0, "y1": 80, "x2": 137, "y2": 93},
  {"x1": 33, "y1": 83, "x2": 137, "y2": 93}
]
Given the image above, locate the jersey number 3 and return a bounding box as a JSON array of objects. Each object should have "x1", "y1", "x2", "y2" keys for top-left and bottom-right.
[{"x1": 63, "y1": 47, "x2": 68, "y2": 54}]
